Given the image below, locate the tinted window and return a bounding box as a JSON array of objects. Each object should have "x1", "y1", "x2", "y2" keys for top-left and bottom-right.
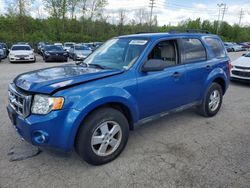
[
  {"x1": 205, "y1": 38, "x2": 226, "y2": 58},
  {"x1": 11, "y1": 46, "x2": 31, "y2": 51},
  {"x1": 148, "y1": 40, "x2": 177, "y2": 67},
  {"x1": 181, "y1": 38, "x2": 206, "y2": 63},
  {"x1": 75, "y1": 45, "x2": 90, "y2": 51}
]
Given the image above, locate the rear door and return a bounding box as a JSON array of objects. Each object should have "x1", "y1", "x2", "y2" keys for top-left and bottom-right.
[{"x1": 179, "y1": 37, "x2": 211, "y2": 103}]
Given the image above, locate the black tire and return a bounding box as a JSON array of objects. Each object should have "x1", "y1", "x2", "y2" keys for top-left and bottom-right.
[
  {"x1": 197, "y1": 83, "x2": 223, "y2": 117},
  {"x1": 75, "y1": 107, "x2": 129, "y2": 165}
]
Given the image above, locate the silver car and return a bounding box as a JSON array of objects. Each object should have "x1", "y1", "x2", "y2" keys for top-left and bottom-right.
[{"x1": 69, "y1": 45, "x2": 92, "y2": 61}]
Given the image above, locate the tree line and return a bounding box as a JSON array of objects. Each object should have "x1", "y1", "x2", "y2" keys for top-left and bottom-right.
[{"x1": 0, "y1": 0, "x2": 250, "y2": 46}]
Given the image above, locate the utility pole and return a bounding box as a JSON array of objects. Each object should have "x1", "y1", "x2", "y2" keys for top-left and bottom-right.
[
  {"x1": 221, "y1": 4, "x2": 227, "y2": 22},
  {"x1": 216, "y1": 3, "x2": 227, "y2": 34},
  {"x1": 239, "y1": 8, "x2": 244, "y2": 26},
  {"x1": 149, "y1": 0, "x2": 156, "y2": 28}
]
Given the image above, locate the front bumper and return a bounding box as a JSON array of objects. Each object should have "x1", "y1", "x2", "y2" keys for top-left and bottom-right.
[
  {"x1": 7, "y1": 105, "x2": 81, "y2": 151},
  {"x1": 231, "y1": 68, "x2": 250, "y2": 82},
  {"x1": 45, "y1": 55, "x2": 67, "y2": 62},
  {"x1": 9, "y1": 56, "x2": 35, "y2": 62}
]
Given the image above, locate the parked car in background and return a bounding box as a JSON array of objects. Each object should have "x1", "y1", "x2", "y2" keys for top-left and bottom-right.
[
  {"x1": 224, "y1": 42, "x2": 242, "y2": 52},
  {"x1": 8, "y1": 44, "x2": 36, "y2": 63},
  {"x1": 43, "y1": 45, "x2": 68, "y2": 62},
  {"x1": 37, "y1": 42, "x2": 49, "y2": 55},
  {"x1": 0, "y1": 42, "x2": 9, "y2": 58},
  {"x1": 231, "y1": 52, "x2": 250, "y2": 82},
  {"x1": 224, "y1": 45, "x2": 234, "y2": 52},
  {"x1": 7, "y1": 32, "x2": 231, "y2": 165},
  {"x1": 54, "y1": 43, "x2": 63, "y2": 47},
  {"x1": 0, "y1": 47, "x2": 4, "y2": 60},
  {"x1": 82, "y1": 43, "x2": 94, "y2": 51},
  {"x1": 0, "y1": 45, "x2": 5, "y2": 59},
  {"x1": 64, "y1": 42, "x2": 75, "y2": 52},
  {"x1": 238, "y1": 42, "x2": 250, "y2": 50},
  {"x1": 17, "y1": 42, "x2": 29, "y2": 45},
  {"x1": 69, "y1": 44, "x2": 92, "y2": 61}
]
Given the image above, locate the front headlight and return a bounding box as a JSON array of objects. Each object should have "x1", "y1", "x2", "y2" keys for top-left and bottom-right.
[{"x1": 31, "y1": 95, "x2": 64, "y2": 115}]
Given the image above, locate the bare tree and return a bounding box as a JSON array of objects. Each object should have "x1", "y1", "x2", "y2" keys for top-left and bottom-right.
[
  {"x1": 118, "y1": 9, "x2": 126, "y2": 35},
  {"x1": 134, "y1": 9, "x2": 145, "y2": 25},
  {"x1": 88, "y1": 0, "x2": 108, "y2": 20},
  {"x1": 43, "y1": 0, "x2": 69, "y2": 39},
  {"x1": 68, "y1": 0, "x2": 80, "y2": 19}
]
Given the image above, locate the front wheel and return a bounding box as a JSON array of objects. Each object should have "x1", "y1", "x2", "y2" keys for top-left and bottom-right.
[
  {"x1": 75, "y1": 107, "x2": 129, "y2": 165},
  {"x1": 197, "y1": 83, "x2": 223, "y2": 117}
]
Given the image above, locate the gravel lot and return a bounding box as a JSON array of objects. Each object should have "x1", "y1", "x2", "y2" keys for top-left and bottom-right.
[{"x1": 0, "y1": 52, "x2": 249, "y2": 188}]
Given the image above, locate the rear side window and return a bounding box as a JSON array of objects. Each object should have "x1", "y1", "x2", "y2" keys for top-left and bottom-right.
[
  {"x1": 181, "y1": 38, "x2": 207, "y2": 63},
  {"x1": 205, "y1": 38, "x2": 226, "y2": 58}
]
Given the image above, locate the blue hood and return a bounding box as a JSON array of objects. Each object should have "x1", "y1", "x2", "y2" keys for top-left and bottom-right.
[{"x1": 14, "y1": 64, "x2": 124, "y2": 94}]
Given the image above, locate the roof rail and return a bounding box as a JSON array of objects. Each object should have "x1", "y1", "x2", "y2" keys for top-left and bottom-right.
[{"x1": 169, "y1": 29, "x2": 211, "y2": 34}]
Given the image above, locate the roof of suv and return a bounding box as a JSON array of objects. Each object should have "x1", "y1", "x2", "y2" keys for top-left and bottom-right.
[{"x1": 118, "y1": 32, "x2": 218, "y2": 40}]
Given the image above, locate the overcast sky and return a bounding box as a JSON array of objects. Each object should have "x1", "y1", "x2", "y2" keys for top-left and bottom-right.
[{"x1": 0, "y1": 0, "x2": 250, "y2": 26}]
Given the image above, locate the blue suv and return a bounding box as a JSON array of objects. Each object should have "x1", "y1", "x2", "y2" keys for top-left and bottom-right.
[{"x1": 7, "y1": 32, "x2": 231, "y2": 165}]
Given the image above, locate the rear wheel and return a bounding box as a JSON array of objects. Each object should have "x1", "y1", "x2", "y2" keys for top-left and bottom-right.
[
  {"x1": 197, "y1": 83, "x2": 223, "y2": 117},
  {"x1": 75, "y1": 107, "x2": 129, "y2": 165}
]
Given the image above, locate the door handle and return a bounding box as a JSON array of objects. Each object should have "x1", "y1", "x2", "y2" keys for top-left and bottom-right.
[
  {"x1": 206, "y1": 65, "x2": 212, "y2": 70},
  {"x1": 171, "y1": 72, "x2": 181, "y2": 78}
]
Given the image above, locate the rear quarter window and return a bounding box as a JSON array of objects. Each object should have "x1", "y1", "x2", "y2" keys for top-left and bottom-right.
[{"x1": 205, "y1": 38, "x2": 226, "y2": 58}]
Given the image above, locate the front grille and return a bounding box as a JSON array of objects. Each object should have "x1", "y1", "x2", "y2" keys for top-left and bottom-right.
[
  {"x1": 232, "y1": 70, "x2": 250, "y2": 78},
  {"x1": 15, "y1": 55, "x2": 29, "y2": 58},
  {"x1": 235, "y1": 66, "x2": 250, "y2": 70},
  {"x1": 8, "y1": 84, "x2": 32, "y2": 118}
]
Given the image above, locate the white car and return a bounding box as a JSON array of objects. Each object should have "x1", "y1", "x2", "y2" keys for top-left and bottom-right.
[
  {"x1": 231, "y1": 52, "x2": 250, "y2": 82},
  {"x1": 8, "y1": 45, "x2": 36, "y2": 63},
  {"x1": 63, "y1": 42, "x2": 75, "y2": 52}
]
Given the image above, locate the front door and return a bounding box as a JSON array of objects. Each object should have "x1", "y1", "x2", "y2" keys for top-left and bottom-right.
[{"x1": 136, "y1": 39, "x2": 189, "y2": 119}]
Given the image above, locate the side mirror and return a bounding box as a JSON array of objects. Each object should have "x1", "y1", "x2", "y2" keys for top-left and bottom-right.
[{"x1": 141, "y1": 59, "x2": 166, "y2": 72}]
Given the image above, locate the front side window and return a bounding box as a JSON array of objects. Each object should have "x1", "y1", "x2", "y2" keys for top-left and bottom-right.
[
  {"x1": 83, "y1": 38, "x2": 148, "y2": 69},
  {"x1": 148, "y1": 40, "x2": 177, "y2": 68},
  {"x1": 181, "y1": 38, "x2": 207, "y2": 63},
  {"x1": 205, "y1": 38, "x2": 226, "y2": 58}
]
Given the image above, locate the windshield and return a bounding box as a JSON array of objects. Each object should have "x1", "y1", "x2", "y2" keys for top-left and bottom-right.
[
  {"x1": 12, "y1": 46, "x2": 31, "y2": 51},
  {"x1": 65, "y1": 43, "x2": 74, "y2": 47},
  {"x1": 75, "y1": 45, "x2": 90, "y2": 51},
  {"x1": 83, "y1": 38, "x2": 148, "y2": 69},
  {"x1": 45, "y1": 45, "x2": 63, "y2": 51}
]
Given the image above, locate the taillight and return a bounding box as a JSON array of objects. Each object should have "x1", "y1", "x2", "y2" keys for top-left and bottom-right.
[{"x1": 228, "y1": 61, "x2": 232, "y2": 73}]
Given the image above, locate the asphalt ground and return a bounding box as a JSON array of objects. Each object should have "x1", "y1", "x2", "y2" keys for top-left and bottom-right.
[{"x1": 0, "y1": 52, "x2": 249, "y2": 188}]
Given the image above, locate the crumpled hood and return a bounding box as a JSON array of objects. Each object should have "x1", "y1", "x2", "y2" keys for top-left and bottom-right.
[{"x1": 14, "y1": 64, "x2": 124, "y2": 94}]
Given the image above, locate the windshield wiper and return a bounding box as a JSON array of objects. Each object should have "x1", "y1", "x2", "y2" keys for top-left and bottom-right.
[
  {"x1": 89, "y1": 63, "x2": 106, "y2": 69},
  {"x1": 76, "y1": 61, "x2": 108, "y2": 69}
]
